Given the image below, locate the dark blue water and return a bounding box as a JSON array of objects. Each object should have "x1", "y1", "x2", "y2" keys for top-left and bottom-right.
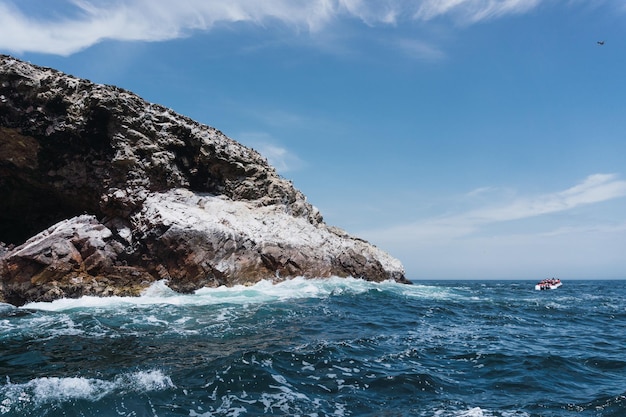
[{"x1": 1, "y1": 278, "x2": 624, "y2": 416}]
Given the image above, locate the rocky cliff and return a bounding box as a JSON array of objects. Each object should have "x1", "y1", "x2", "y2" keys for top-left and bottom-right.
[{"x1": 0, "y1": 55, "x2": 408, "y2": 306}]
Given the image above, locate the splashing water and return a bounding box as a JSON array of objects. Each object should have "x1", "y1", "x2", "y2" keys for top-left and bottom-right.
[{"x1": 1, "y1": 278, "x2": 625, "y2": 416}]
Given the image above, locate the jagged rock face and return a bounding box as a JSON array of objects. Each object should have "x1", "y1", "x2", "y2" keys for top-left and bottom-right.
[
  {"x1": 0, "y1": 215, "x2": 154, "y2": 306},
  {"x1": 0, "y1": 55, "x2": 319, "y2": 243},
  {"x1": 0, "y1": 55, "x2": 408, "y2": 305}
]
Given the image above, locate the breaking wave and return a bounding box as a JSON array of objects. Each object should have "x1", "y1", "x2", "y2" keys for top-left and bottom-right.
[
  {"x1": 22, "y1": 277, "x2": 452, "y2": 312},
  {"x1": 0, "y1": 370, "x2": 174, "y2": 415},
  {"x1": 2, "y1": 279, "x2": 625, "y2": 416}
]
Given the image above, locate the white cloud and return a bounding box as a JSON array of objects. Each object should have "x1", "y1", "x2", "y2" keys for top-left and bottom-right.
[
  {"x1": 0, "y1": 0, "x2": 332, "y2": 55},
  {"x1": 336, "y1": 0, "x2": 406, "y2": 25},
  {"x1": 359, "y1": 174, "x2": 626, "y2": 279},
  {"x1": 256, "y1": 143, "x2": 303, "y2": 173},
  {"x1": 465, "y1": 186, "x2": 500, "y2": 197},
  {"x1": 392, "y1": 37, "x2": 446, "y2": 61},
  {"x1": 469, "y1": 173, "x2": 626, "y2": 223},
  {"x1": 413, "y1": 223, "x2": 626, "y2": 279},
  {"x1": 362, "y1": 173, "x2": 626, "y2": 243},
  {"x1": 236, "y1": 132, "x2": 304, "y2": 173},
  {"x1": 414, "y1": 0, "x2": 543, "y2": 23},
  {"x1": 0, "y1": 0, "x2": 550, "y2": 56},
  {"x1": 539, "y1": 221, "x2": 626, "y2": 238}
]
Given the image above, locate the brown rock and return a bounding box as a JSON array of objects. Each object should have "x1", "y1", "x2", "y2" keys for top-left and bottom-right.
[{"x1": 0, "y1": 55, "x2": 408, "y2": 306}]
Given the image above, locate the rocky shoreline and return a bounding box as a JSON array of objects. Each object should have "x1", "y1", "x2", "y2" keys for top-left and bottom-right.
[{"x1": 0, "y1": 55, "x2": 408, "y2": 306}]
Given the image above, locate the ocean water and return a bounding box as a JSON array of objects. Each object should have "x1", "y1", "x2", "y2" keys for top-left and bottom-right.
[{"x1": 0, "y1": 278, "x2": 624, "y2": 417}]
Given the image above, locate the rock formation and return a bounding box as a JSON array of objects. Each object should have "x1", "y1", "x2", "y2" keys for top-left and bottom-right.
[{"x1": 0, "y1": 55, "x2": 408, "y2": 306}]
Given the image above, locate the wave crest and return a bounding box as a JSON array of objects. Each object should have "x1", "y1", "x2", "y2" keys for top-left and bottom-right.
[
  {"x1": 0, "y1": 370, "x2": 174, "y2": 414},
  {"x1": 21, "y1": 277, "x2": 445, "y2": 312}
]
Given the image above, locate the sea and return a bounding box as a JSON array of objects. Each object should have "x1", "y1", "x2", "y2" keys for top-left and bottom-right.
[{"x1": 0, "y1": 277, "x2": 624, "y2": 417}]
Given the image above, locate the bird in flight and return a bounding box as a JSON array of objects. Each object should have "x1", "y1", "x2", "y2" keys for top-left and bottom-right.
[{"x1": 597, "y1": 41, "x2": 605, "y2": 45}]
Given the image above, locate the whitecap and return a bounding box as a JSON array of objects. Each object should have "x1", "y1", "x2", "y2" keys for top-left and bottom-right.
[
  {"x1": 0, "y1": 370, "x2": 174, "y2": 414},
  {"x1": 437, "y1": 407, "x2": 530, "y2": 417},
  {"x1": 118, "y1": 369, "x2": 175, "y2": 392},
  {"x1": 457, "y1": 408, "x2": 486, "y2": 417},
  {"x1": 0, "y1": 303, "x2": 17, "y2": 316}
]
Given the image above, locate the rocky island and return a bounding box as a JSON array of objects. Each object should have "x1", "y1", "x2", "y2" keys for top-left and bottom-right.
[{"x1": 0, "y1": 55, "x2": 408, "y2": 306}]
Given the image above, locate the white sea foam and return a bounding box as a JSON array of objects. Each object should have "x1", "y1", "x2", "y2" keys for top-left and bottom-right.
[
  {"x1": 431, "y1": 407, "x2": 531, "y2": 417},
  {"x1": 457, "y1": 408, "x2": 487, "y2": 417},
  {"x1": 20, "y1": 277, "x2": 448, "y2": 312},
  {"x1": 193, "y1": 372, "x2": 320, "y2": 417},
  {"x1": 0, "y1": 303, "x2": 16, "y2": 315},
  {"x1": 189, "y1": 394, "x2": 255, "y2": 417},
  {"x1": 0, "y1": 370, "x2": 174, "y2": 414},
  {"x1": 3, "y1": 313, "x2": 91, "y2": 341}
]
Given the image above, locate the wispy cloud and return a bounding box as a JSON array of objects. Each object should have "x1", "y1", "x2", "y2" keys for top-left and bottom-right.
[
  {"x1": 0, "y1": 0, "x2": 551, "y2": 56},
  {"x1": 256, "y1": 142, "x2": 304, "y2": 173},
  {"x1": 414, "y1": 0, "x2": 543, "y2": 23},
  {"x1": 464, "y1": 173, "x2": 626, "y2": 223},
  {"x1": 359, "y1": 173, "x2": 626, "y2": 278},
  {"x1": 465, "y1": 186, "x2": 500, "y2": 198},
  {"x1": 391, "y1": 37, "x2": 446, "y2": 61},
  {"x1": 363, "y1": 173, "x2": 626, "y2": 242},
  {"x1": 236, "y1": 131, "x2": 305, "y2": 173},
  {"x1": 539, "y1": 221, "x2": 626, "y2": 238}
]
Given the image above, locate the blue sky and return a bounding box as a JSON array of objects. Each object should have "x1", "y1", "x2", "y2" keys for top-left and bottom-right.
[{"x1": 1, "y1": 0, "x2": 625, "y2": 279}]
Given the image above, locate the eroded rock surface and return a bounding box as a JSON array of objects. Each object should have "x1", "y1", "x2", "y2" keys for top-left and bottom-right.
[{"x1": 0, "y1": 55, "x2": 408, "y2": 305}]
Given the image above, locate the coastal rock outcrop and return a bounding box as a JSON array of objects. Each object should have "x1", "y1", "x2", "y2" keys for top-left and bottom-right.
[{"x1": 0, "y1": 55, "x2": 408, "y2": 306}]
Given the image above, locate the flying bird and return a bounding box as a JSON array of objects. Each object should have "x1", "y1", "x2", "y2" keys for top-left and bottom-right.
[{"x1": 597, "y1": 41, "x2": 605, "y2": 45}]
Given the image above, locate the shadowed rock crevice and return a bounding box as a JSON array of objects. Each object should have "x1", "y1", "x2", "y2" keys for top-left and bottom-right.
[
  {"x1": 0, "y1": 55, "x2": 408, "y2": 305},
  {"x1": 0, "y1": 126, "x2": 104, "y2": 244}
]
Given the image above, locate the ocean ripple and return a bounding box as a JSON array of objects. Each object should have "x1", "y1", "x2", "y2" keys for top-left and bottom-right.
[{"x1": 1, "y1": 278, "x2": 624, "y2": 416}]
